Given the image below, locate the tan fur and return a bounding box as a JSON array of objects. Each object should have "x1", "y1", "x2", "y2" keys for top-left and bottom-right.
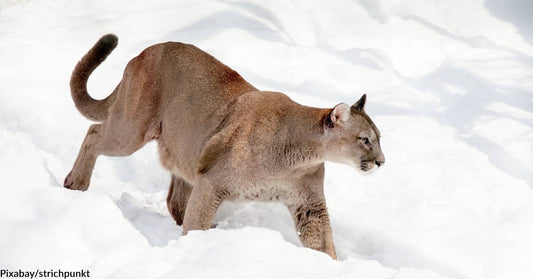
[{"x1": 65, "y1": 34, "x2": 385, "y2": 259}]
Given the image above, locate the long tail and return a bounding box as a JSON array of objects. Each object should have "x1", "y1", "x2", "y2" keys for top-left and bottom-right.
[{"x1": 70, "y1": 34, "x2": 119, "y2": 122}]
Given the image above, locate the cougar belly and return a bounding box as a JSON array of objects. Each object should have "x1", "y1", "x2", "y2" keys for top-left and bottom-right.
[{"x1": 227, "y1": 178, "x2": 294, "y2": 202}]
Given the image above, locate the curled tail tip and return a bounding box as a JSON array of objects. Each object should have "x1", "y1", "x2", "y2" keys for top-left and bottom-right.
[
  {"x1": 94, "y1": 34, "x2": 118, "y2": 54},
  {"x1": 100, "y1": 33, "x2": 118, "y2": 45}
]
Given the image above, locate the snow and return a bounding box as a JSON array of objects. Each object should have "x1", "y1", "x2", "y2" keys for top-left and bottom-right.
[{"x1": 1, "y1": 0, "x2": 532, "y2": 278}]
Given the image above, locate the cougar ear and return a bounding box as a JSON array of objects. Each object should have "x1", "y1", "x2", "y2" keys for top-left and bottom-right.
[
  {"x1": 351, "y1": 94, "x2": 367, "y2": 112},
  {"x1": 325, "y1": 103, "x2": 350, "y2": 128}
]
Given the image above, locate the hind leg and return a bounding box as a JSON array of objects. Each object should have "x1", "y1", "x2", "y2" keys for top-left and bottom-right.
[
  {"x1": 64, "y1": 124, "x2": 101, "y2": 191},
  {"x1": 166, "y1": 175, "x2": 193, "y2": 225},
  {"x1": 64, "y1": 120, "x2": 151, "y2": 191}
]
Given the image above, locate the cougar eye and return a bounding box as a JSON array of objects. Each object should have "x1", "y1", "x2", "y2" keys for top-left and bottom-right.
[{"x1": 360, "y1": 137, "x2": 370, "y2": 145}]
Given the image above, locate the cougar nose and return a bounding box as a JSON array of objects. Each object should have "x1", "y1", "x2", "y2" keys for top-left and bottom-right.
[{"x1": 375, "y1": 160, "x2": 384, "y2": 167}]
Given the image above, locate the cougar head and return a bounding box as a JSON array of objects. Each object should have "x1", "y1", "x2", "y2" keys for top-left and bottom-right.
[{"x1": 323, "y1": 94, "x2": 385, "y2": 173}]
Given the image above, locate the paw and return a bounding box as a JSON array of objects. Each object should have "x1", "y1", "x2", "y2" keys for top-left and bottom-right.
[{"x1": 63, "y1": 172, "x2": 89, "y2": 191}]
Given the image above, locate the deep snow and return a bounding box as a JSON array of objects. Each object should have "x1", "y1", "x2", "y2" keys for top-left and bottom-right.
[{"x1": 1, "y1": 0, "x2": 532, "y2": 278}]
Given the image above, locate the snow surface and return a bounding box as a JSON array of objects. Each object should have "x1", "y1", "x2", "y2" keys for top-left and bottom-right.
[{"x1": 1, "y1": 0, "x2": 532, "y2": 278}]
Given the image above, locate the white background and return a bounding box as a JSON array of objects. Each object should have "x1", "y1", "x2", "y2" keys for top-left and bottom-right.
[{"x1": 1, "y1": 0, "x2": 532, "y2": 278}]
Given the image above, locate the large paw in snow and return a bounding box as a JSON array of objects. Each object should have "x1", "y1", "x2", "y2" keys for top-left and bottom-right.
[{"x1": 63, "y1": 171, "x2": 90, "y2": 191}]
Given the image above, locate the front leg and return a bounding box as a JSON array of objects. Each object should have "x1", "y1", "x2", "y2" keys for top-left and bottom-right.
[
  {"x1": 182, "y1": 180, "x2": 226, "y2": 235},
  {"x1": 285, "y1": 163, "x2": 336, "y2": 259},
  {"x1": 289, "y1": 200, "x2": 337, "y2": 259}
]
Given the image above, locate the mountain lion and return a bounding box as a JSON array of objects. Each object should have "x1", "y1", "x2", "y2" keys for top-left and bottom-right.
[{"x1": 65, "y1": 34, "x2": 385, "y2": 259}]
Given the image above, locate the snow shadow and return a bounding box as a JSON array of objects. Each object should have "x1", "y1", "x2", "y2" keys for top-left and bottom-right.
[
  {"x1": 214, "y1": 201, "x2": 301, "y2": 246},
  {"x1": 333, "y1": 223, "x2": 469, "y2": 279},
  {"x1": 218, "y1": 0, "x2": 295, "y2": 44},
  {"x1": 485, "y1": 0, "x2": 533, "y2": 46},
  {"x1": 408, "y1": 63, "x2": 533, "y2": 185},
  {"x1": 400, "y1": 14, "x2": 533, "y2": 65},
  {"x1": 115, "y1": 192, "x2": 180, "y2": 247},
  {"x1": 166, "y1": 10, "x2": 290, "y2": 45}
]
